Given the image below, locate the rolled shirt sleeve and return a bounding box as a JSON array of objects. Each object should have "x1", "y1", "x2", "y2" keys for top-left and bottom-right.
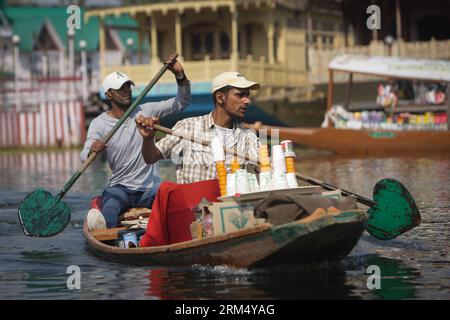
[
  {"x1": 155, "y1": 120, "x2": 187, "y2": 159},
  {"x1": 80, "y1": 119, "x2": 104, "y2": 162},
  {"x1": 138, "y1": 82, "x2": 191, "y2": 119}
]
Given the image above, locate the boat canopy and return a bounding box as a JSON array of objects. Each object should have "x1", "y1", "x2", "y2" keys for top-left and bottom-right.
[{"x1": 328, "y1": 54, "x2": 450, "y2": 82}]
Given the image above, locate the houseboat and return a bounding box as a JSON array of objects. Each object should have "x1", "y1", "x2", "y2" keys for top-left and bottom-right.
[
  {"x1": 85, "y1": 0, "x2": 342, "y2": 127},
  {"x1": 254, "y1": 54, "x2": 450, "y2": 155}
]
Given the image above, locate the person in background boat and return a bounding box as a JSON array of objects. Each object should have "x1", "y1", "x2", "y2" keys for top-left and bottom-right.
[
  {"x1": 135, "y1": 71, "x2": 260, "y2": 183},
  {"x1": 81, "y1": 53, "x2": 191, "y2": 231}
]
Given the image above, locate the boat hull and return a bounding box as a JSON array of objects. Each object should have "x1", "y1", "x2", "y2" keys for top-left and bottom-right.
[
  {"x1": 262, "y1": 126, "x2": 450, "y2": 155},
  {"x1": 83, "y1": 210, "x2": 368, "y2": 268}
]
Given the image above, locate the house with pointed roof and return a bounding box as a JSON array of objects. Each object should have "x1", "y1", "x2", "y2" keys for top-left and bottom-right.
[
  {"x1": 0, "y1": 8, "x2": 13, "y2": 78},
  {"x1": 84, "y1": 0, "x2": 348, "y2": 126},
  {"x1": 3, "y1": 6, "x2": 147, "y2": 88},
  {"x1": 0, "y1": 5, "x2": 150, "y2": 149}
]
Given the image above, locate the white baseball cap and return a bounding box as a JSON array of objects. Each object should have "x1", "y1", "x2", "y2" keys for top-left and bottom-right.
[
  {"x1": 102, "y1": 71, "x2": 135, "y2": 94},
  {"x1": 211, "y1": 71, "x2": 260, "y2": 93}
]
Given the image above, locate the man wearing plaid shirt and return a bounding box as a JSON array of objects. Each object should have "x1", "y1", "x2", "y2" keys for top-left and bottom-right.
[{"x1": 135, "y1": 71, "x2": 261, "y2": 183}]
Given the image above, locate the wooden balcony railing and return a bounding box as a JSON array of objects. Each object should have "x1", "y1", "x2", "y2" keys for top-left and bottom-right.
[{"x1": 101, "y1": 57, "x2": 308, "y2": 93}]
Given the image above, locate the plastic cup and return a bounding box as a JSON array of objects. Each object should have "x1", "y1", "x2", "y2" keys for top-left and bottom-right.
[
  {"x1": 286, "y1": 172, "x2": 298, "y2": 188},
  {"x1": 272, "y1": 171, "x2": 288, "y2": 190},
  {"x1": 235, "y1": 169, "x2": 249, "y2": 194},
  {"x1": 259, "y1": 171, "x2": 273, "y2": 191},
  {"x1": 272, "y1": 145, "x2": 286, "y2": 172},
  {"x1": 247, "y1": 173, "x2": 260, "y2": 193},
  {"x1": 226, "y1": 173, "x2": 236, "y2": 196}
]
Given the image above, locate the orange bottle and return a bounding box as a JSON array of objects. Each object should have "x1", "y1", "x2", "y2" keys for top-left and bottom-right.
[
  {"x1": 281, "y1": 140, "x2": 298, "y2": 188},
  {"x1": 230, "y1": 156, "x2": 240, "y2": 173},
  {"x1": 258, "y1": 145, "x2": 271, "y2": 172},
  {"x1": 215, "y1": 161, "x2": 227, "y2": 196},
  {"x1": 211, "y1": 136, "x2": 227, "y2": 196},
  {"x1": 281, "y1": 140, "x2": 296, "y2": 173}
]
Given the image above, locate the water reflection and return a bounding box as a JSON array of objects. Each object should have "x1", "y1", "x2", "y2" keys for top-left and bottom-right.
[
  {"x1": 141, "y1": 256, "x2": 422, "y2": 300},
  {"x1": 0, "y1": 150, "x2": 109, "y2": 195},
  {"x1": 299, "y1": 155, "x2": 450, "y2": 213},
  {"x1": 0, "y1": 150, "x2": 176, "y2": 197},
  {"x1": 140, "y1": 262, "x2": 360, "y2": 300},
  {"x1": 366, "y1": 255, "x2": 421, "y2": 300},
  {"x1": 0, "y1": 150, "x2": 448, "y2": 299}
]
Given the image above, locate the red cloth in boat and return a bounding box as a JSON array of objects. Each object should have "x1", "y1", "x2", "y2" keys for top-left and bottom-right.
[
  {"x1": 90, "y1": 197, "x2": 102, "y2": 210},
  {"x1": 139, "y1": 179, "x2": 220, "y2": 247}
]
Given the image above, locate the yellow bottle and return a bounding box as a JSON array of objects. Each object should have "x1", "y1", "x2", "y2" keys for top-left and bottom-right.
[
  {"x1": 231, "y1": 156, "x2": 240, "y2": 173},
  {"x1": 281, "y1": 140, "x2": 298, "y2": 188},
  {"x1": 258, "y1": 145, "x2": 271, "y2": 172},
  {"x1": 215, "y1": 161, "x2": 227, "y2": 197},
  {"x1": 281, "y1": 140, "x2": 296, "y2": 173},
  {"x1": 285, "y1": 157, "x2": 295, "y2": 173},
  {"x1": 211, "y1": 136, "x2": 227, "y2": 197}
]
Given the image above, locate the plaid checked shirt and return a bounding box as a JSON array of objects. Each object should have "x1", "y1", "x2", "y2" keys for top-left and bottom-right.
[{"x1": 155, "y1": 112, "x2": 259, "y2": 184}]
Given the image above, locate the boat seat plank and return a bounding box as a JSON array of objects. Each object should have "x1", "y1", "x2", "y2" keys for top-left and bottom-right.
[{"x1": 90, "y1": 227, "x2": 127, "y2": 241}]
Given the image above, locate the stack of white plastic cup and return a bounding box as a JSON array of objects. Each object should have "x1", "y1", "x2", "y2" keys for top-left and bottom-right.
[
  {"x1": 286, "y1": 173, "x2": 298, "y2": 188},
  {"x1": 272, "y1": 171, "x2": 289, "y2": 189},
  {"x1": 235, "y1": 169, "x2": 249, "y2": 194},
  {"x1": 247, "y1": 173, "x2": 260, "y2": 193},
  {"x1": 259, "y1": 171, "x2": 273, "y2": 191},
  {"x1": 226, "y1": 173, "x2": 236, "y2": 196},
  {"x1": 272, "y1": 145, "x2": 286, "y2": 172},
  {"x1": 271, "y1": 145, "x2": 288, "y2": 189}
]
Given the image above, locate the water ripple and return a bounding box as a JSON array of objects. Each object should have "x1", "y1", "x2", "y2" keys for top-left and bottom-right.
[{"x1": 0, "y1": 151, "x2": 448, "y2": 299}]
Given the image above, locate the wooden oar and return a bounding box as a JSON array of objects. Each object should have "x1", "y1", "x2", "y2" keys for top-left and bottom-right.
[
  {"x1": 153, "y1": 123, "x2": 258, "y2": 163},
  {"x1": 153, "y1": 123, "x2": 421, "y2": 240},
  {"x1": 293, "y1": 172, "x2": 421, "y2": 240},
  {"x1": 295, "y1": 173, "x2": 374, "y2": 206},
  {"x1": 18, "y1": 56, "x2": 177, "y2": 237}
]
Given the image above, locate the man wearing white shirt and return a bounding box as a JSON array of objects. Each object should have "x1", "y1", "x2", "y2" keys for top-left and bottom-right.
[{"x1": 81, "y1": 54, "x2": 191, "y2": 229}]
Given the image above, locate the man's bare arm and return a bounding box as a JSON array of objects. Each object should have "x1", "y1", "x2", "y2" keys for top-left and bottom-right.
[
  {"x1": 135, "y1": 115, "x2": 164, "y2": 164},
  {"x1": 142, "y1": 137, "x2": 163, "y2": 164}
]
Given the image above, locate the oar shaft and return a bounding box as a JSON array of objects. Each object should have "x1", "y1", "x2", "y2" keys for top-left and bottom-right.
[
  {"x1": 294, "y1": 172, "x2": 374, "y2": 207},
  {"x1": 153, "y1": 124, "x2": 258, "y2": 163},
  {"x1": 155, "y1": 123, "x2": 375, "y2": 207},
  {"x1": 55, "y1": 151, "x2": 98, "y2": 201}
]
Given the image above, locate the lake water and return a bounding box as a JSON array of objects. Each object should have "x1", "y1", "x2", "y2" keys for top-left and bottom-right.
[{"x1": 0, "y1": 149, "x2": 448, "y2": 300}]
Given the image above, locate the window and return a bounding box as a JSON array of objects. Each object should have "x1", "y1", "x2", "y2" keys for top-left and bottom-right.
[
  {"x1": 192, "y1": 33, "x2": 202, "y2": 59},
  {"x1": 245, "y1": 24, "x2": 252, "y2": 55},
  {"x1": 220, "y1": 32, "x2": 230, "y2": 54},
  {"x1": 205, "y1": 32, "x2": 213, "y2": 55}
]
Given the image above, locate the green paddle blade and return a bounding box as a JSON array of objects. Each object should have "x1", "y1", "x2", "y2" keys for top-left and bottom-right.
[
  {"x1": 18, "y1": 189, "x2": 71, "y2": 237},
  {"x1": 367, "y1": 178, "x2": 421, "y2": 240}
]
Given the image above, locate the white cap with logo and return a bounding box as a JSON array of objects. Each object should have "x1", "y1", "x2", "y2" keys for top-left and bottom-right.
[
  {"x1": 211, "y1": 71, "x2": 260, "y2": 93},
  {"x1": 102, "y1": 71, "x2": 135, "y2": 94}
]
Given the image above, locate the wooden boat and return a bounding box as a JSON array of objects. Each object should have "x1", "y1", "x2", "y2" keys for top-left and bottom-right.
[
  {"x1": 83, "y1": 209, "x2": 368, "y2": 268},
  {"x1": 253, "y1": 125, "x2": 450, "y2": 155},
  {"x1": 253, "y1": 55, "x2": 450, "y2": 155}
]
